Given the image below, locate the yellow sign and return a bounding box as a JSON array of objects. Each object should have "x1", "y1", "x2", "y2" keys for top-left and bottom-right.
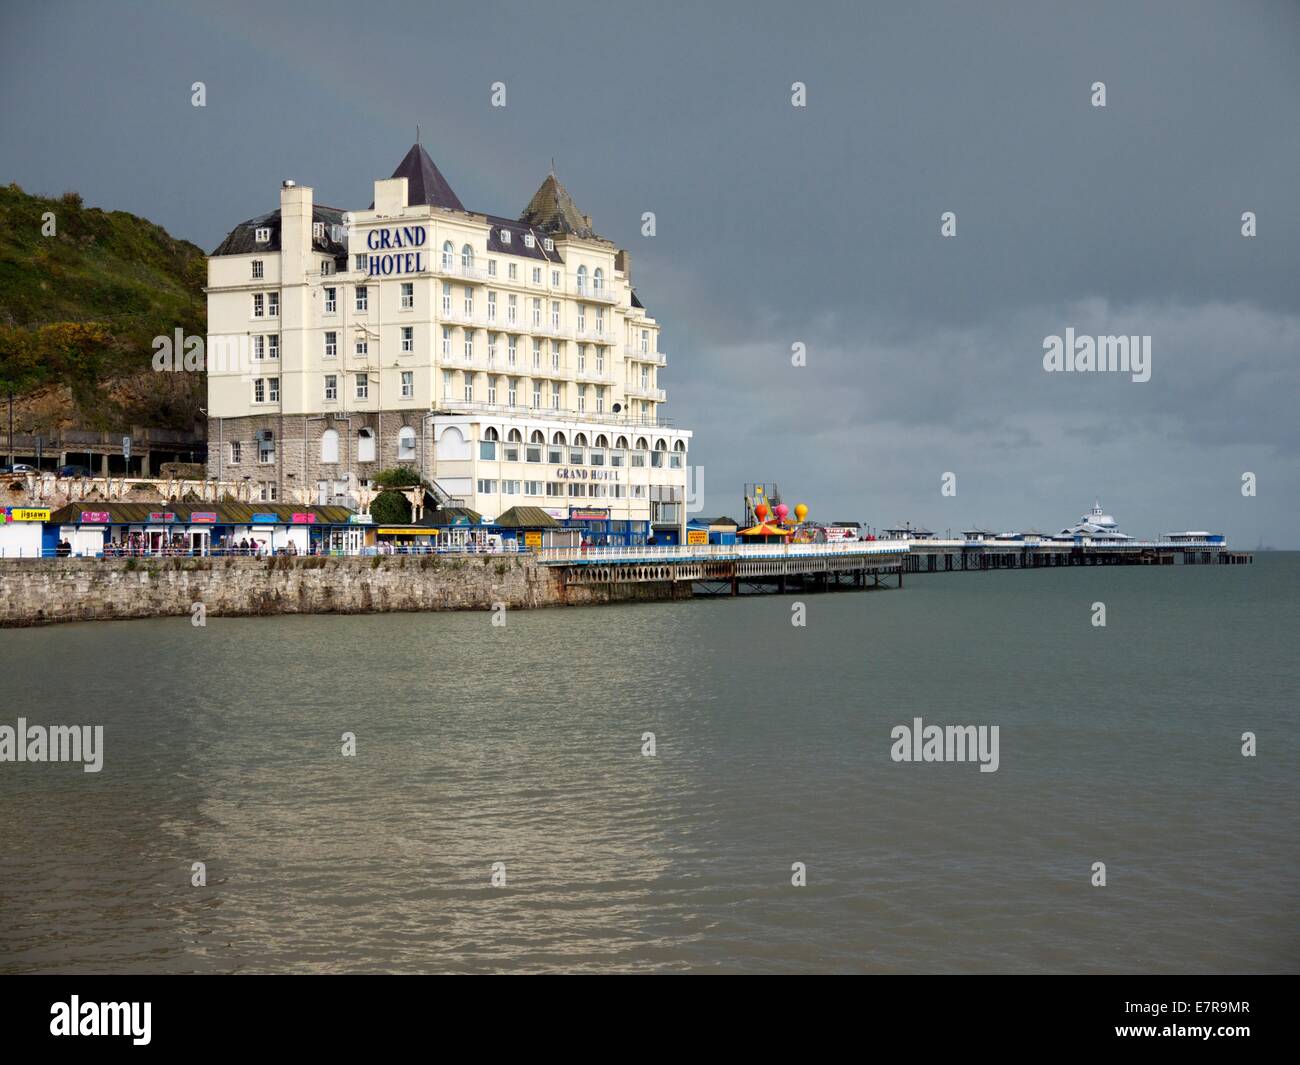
[
  {"x1": 524, "y1": 532, "x2": 543, "y2": 548},
  {"x1": 8, "y1": 508, "x2": 51, "y2": 522},
  {"x1": 687, "y1": 529, "x2": 708, "y2": 545}
]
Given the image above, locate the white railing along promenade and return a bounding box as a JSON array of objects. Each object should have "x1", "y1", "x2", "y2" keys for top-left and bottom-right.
[{"x1": 534, "y1": 542, "x2": 910, "y2": 565}]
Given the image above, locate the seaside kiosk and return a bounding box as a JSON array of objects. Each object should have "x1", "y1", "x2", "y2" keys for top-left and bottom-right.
[{"x1": 0, "y1": 507, "x2": 54, "y2": 557}]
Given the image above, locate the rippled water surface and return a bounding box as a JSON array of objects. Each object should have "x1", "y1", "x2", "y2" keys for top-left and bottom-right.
[{"x1": 1, "y1": 554, "x2": 1296, "y2": 973}]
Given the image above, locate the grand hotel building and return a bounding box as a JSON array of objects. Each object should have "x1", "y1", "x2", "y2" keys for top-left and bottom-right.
[{"x1": 205, "y1": 144, "x2": 690, "y2": 536}]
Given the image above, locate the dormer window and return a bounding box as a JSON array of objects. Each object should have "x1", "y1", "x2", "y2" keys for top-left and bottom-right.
[
  {"x1": 500, "y1": 229, "x2": 512, "y2": 244},
  {"x1": 255, "y1": 227, "x2": 271, "y2": 243},
  {"x1": 523, "y1": 232, "x2": 535, "y2": 248},
  {"x1": 313, "y1": 222, "x2": 324, "y2": 240},
  {"x1": 543, "y1": 238, "x2": 554, "y2": 253}
]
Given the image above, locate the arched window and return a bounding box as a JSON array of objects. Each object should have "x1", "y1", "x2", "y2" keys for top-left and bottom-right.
[
  {"x1": 438, "y1": 425, "x2": 469, "y2": 460},
  {"x1": 484, "y1": 426, "x2": 499, "y2": 441},
  {"x1": 615, "y1": 436, "x2": 629, "y2": 449},
  {"x1": 593, "y1": 267, "x2": 604, "y2": 291},
  {"x1": 574, "y1": 433, "x2": 588, "y2": 447},
  {"x1": 398, "y1": 426, "x2": 416, "y2": 461},
  {"x1": 654, "y1": 438, "x2": 668, "y2": 451},
  {"x1": 552, "y1": 431, "x2": 567, "y2": 446},
  {"x1": 442, "y1": 241, "x2": 454, "y2": 270},
  {"x1": 320, "y1": 429, "x2": 339, "y2": 464},
  {"x1": 595, "y1": 434, "x2": 609, "y2": 448},
  {"x1": 673, "y1": 439, "x2": 686, "y2": 452},
  {"x1": 461, "y1": 244, "x2": 474, "y2": 271},
  {"x1": 530, "y1": 430, "x2": 545, "y2": 444},
  {"x1": 635, "y1": 437, "x2": 648, "y2": 451},
  {"x1": 576, "y1": 264, "x2": 588, "y2": 293},
  {"x1": 507, "y1": 428, "x2": 522, "y2": 443},
  {"x1": 357, "y1": 427, "x2": 376, "y2": 463}
]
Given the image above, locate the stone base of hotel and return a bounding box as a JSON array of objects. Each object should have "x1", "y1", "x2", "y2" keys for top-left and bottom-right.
[{"x1": 0, "y1": 556, "x2": 686, "y2": 627}]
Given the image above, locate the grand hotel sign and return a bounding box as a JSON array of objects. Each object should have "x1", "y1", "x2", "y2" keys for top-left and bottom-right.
[
  {"x1": 554, "y1": 468, "x2": 620, "y2": 481},
  {"x1": 364, "y1": 226, "x2": 427, "y2": 277}
]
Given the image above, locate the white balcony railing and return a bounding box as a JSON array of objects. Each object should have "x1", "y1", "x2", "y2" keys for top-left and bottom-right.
[{"x1": 574, "y1": 285, "x2": 618, "y2": 304}]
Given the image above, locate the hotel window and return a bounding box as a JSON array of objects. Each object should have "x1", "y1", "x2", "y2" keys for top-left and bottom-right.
[
  {"x1": 251, "y1": 259, "x2": 264, "y2": 279},
  {"x1": 631, "y1": 484, "x2": 645, "y2": 499},
  {"x1": 500, "y1": 229, "x2": 512, "y2": 245},
  {"x1": 611, "y1": 485, "x2": 624, "y2": 499},
  {"x1": 461, "y1": 244, "x2": 474, "y2": 272},
  {"x1": 463, "y1": 373, "x2": 473, "y2": 402},
  {"x1": 570, "y1": 438, "x2": 585, "y2": 464},
  {"x1": 544, "y1": 239, "x2": 554, "y2": 253},
  {"x1": 641, "y1": 400, "x2": 651, "y2": 421},
  {"x1": 651, "y1": 443, "x2": 665, "y2": 468},
  {"x1": 268, "y1": 292, "x2": 280, "y2": 317},
  {"x1": 507, "y1": 378, "x2": 517, "y2": 406},
  {"x1": 546, "y1": 482, "x2": 563, "y2": 497},
  {"x1": 577, "y1": 385, "x2": 587, "y2": 412},
  {"x1": 401, "y1": 326, "x2": 413, "y2": 353},
  {"x1": 253, "y1": 335, "x2": 265, "y2": 360},
  {"x1": 442, "y1": 282, "x2": 452, "y2": 315},
  {"x1": 487, "y1": 291, "x2": 497, "y2": 321},
  {"x1": 640, "y1": 367, "x2": 649, "y2": 389},
  {"x1": 258, "y1": 432, "x2": 275, "y2": 464},
  {"x1": 524, "y1": 233, "x2": 535, "y2": 249},
  {"x1": 477, "y1": 479, "x2": 497, "y2": 494},
  {"x1": 595, "y1": 307, "x2": 604, "y2": 334},
  {"x1": 577, "y1": 347, "x2": 586, "y2": 373},
  {"x1": 531, "y1": 298, "x2": 541, "y2": 326},
  {"x1": 550, "y1": 301, "x2": 560, "y2": 329},
  {"x1": 577, "y1": 306, "x2": 586, "y2": 332},
  {"x1": 320, "y1": 260, "x2": 332, "y2": 276},
  {"x1": 324, "y1": 374, "x2": 337, "y2": 401},
  {"x1": 551, "y1": 341, "x2": 560, "y2": 370},
  {"x1": 463, "y1": 288, "x2": 473, "y2": 316},
  {"x1": 593, "y1": 268, "x2": 604, "y2": 292},
  {"x1": 488, "y1": 377, "x2": 497, "y2": 404},
  {"x1": 253, "y1": 378, "x2": 265, "y2": 403},
  {"x1": 508, "y1": 262, "x2": 517, "y2": 280},
  {"x1": 551, "y1": 269, "x2": 560, "y2": 287},
  {"x1": 640, "y1": 329, "x2": 649, "y2": 353},
  {"x1": 596, "y1": 350, "x2": 605, "y2": 375},
  {"x1": 401, "y1": 371, "x2": 413, "y2": 398},
  {"x1": 442, "y1": 326, "x2": 451, "y2": 356},
  {"x1": 524, "y1": 481, "x2": 542, "y2": 496},
  {"x1": 259, "y1": 482, "x2": 277, "y2": 501},
  {"x1": 548, "y1": 444, "x2": 562, "y2": 465},
  {"x1": 531, "y1": 339, "x2": 541, "y2": 368},
  {"x1": 488, "y1": 259, "x2": 497, "y2": 277},
  {"x1": 551, "y1": 382, "x2": 561, "y2": 410},
  {"x1": 595, "y1": 387, "x2": 605, "y2": 414},
  {"x1": 255, "y1": 227, "x2": 270, "y2": 243},
  {"x1": 313, "y1": 222, "x2": 324, "y2": 241},
  {"x1": 356, "y1": 374, "x2": 369, "y2": 400},
  {"x1": 611, "y1": 445, "x2": 624, "y2": 467},
  {"x1": 463, "y1": 334, "x2": 473, "y2": 361},
  {"x1": 507, "y1": 294, "x2": 517, "y2": 323},
  {"x1": 590, "y1": 444, "x2": 604, "y2": 466},
  {"x1": 526, "y1": 443, "x2": 541, "y2": 463},
  {"x1": 441, "y1": 241, "x2": 454, "y2": 270},
  {"x1": 356, "y1": 340, "x2": 368, "y2": 357},
  {"x1": 252, "y1": 293, "x2": 264, "y2": 318},
  {"x1": 323, "y1": 332, "x2": 336, "y2": 358},
  {"x1": 324, "y1": 287, "x2": 336, "y2": 313},
  {"x1": 442, "y1": 369, "x2": 452, "y2": 396},
  {"x1": 267, "y1": 334, "x2": 279, "y2": 359},
  {"x1": 487, "y1": 334, "x2": 497, "y2": 366},
  {"x1": 354, "y1": 253, "x2": 368, "y2": 271},
  {"x1": 398, "y1": 426, "x2": 416, "y2": 460},
  {"x1": 568, "y1": 483, "x2": 586, "y2": 498},
  {"x1": 532, "y1": 380, "x2": 541, "y2": 409},
  {"x1": 507, "y1": 335, "x2": 517, "y2": 366},
  {"x1": 229, "y1": 441, "x2": 242, "y2": 465},
  {"x1": 502, "y1": 480, "x2": 520, "y2": 496},
  {"x1": 401, "y1": 282, "x2": 413, "y2": 310},
  {"x1": 631, "y1": 449, "x2": 646, "y2": 468},
  {"x1": 356, "y1": 286, "x2": 368, "y2": 312}
]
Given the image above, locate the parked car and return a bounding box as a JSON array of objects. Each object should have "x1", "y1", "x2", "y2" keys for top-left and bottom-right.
[
  {"x1": 0, "y1": 463, "x2": 36, "y2": 474},
  {"x1": 56, "y1": 464, "x2": 95, "y2": 478}
]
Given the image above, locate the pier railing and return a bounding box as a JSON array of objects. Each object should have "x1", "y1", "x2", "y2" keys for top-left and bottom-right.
[{"x1": 534, "y1": 542, "x2": 910, "y2": 565}]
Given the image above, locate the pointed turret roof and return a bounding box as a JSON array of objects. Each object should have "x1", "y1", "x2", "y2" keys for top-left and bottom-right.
[
  {"x1": 519, "y1": 173, "x2": 596, "y2": 239},
  {"x1": 386, "y1": 143, "x2": 464, "y2": 212}
]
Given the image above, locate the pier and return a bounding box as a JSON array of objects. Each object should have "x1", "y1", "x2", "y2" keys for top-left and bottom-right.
[{"x1": 535, "y1": 537, "x2": 1251, "y2": 598}]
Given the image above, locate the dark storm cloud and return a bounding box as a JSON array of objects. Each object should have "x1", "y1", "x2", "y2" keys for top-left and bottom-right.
[{"x1": 1, "y1": 0, "x2": 1296, "y2": 542}]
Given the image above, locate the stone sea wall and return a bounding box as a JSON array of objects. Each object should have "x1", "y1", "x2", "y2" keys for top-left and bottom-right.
[{"x1": 0, "y1": 556, "x2": 683, "y2": 627}]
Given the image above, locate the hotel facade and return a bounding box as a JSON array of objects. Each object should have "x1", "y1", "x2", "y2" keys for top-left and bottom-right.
[{"x1": 205, "y1": 144, "x2": 691, "y2": 537}]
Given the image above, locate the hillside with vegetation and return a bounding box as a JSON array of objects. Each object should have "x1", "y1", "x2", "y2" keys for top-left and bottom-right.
[{"x1": 0, "y1": 182, "x2": 207, "y2": 434}]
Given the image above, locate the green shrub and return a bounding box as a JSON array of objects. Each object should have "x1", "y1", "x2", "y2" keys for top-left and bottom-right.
[{"x1": 370, "y1": 490, "x2": 411, "y2": 524}]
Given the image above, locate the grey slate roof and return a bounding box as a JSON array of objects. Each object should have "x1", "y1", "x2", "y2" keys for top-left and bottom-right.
[
  {"x1": 211, "y1": 205, "x2": 349, "y2": 258},
  {"x1": 372, "y1": 143, "x2": 465, "y2": 211}
]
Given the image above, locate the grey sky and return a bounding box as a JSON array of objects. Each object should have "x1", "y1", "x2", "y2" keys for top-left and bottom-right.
[{"x1": 3, "y1": 0, "x2": 1297, "y2": 543}]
